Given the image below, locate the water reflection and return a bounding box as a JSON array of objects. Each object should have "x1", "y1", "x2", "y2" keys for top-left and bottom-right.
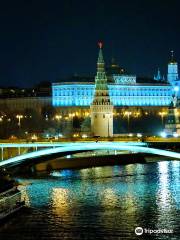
[
  {"x1": 156, "y1": 161, "x2": 179, "y2": 232},
  {"x1": 101, "y1": 188, "x2": 118, "y2": 208},
  {"x1": 171, "y1": 161, "x2": 180, "y2": 209},
  {"x1": 52, "y1": 188, "x2": 69, "y2": 215},
  {"x1": 0, "y1": 162, "x2": 179, "y2": 240},
  {"x1": 157, "y1": 161, "x2": 171, "y2": 209}
]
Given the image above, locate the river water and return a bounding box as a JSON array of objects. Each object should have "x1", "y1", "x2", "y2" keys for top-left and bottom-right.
[{"x1": 0, "y1": 161, "x2": 179, "y2": 239}]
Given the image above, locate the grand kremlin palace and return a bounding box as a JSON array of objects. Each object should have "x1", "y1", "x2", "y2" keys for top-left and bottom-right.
[
  {"x1": 52, "y1": 53, "x2": 179, "y2": 114},
  {"x1": 52, "y1": 79, "x2": 172, "y2": 108}
]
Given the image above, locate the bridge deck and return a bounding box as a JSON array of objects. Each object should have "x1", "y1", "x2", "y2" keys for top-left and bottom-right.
[{"x1": 0, "y1": 142, "x2": 180, "y2": 168}]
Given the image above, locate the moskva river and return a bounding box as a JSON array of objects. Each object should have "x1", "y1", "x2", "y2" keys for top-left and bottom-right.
[{"x1": 0, "y1": 161, "x2": 179, "y2": 239}]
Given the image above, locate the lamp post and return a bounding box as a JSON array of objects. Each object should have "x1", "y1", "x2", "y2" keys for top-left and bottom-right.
[
  {"x1": 107, "y1": 114, "x2": 110, "y2": 138},
  {"x1": 124, "y1": 111, "x2": 132, "y2": 133},
  {"x1": 55, "y1": 114, "x2": 62, "y2": 136},
  {"x1": 159, "y1": 111, "x2": 166, "y2": 126},
  {"x1": 16, "y1": 115, "x2": 23, "y2": 127}
]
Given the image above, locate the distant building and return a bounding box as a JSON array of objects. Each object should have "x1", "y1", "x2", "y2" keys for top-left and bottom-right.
[
  {"x1": 0, "y1": 96, "x2": 51, "y2": 113},
  {"x1": 154, "y1": 68, "x2": 165, "y2": 81},
  {"x1": 0, "y1": 82, "x2": 52, "y2": 112},
  {"x1": 106, "y1": 58, "x2": 136, "y2": 84}
]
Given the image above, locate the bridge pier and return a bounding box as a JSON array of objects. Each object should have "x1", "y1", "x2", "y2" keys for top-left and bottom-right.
[
  {"x1": 18, "y1": 147, "x2": 21, "y2": 155},
  {"x1": 1, "y1": 148, "x2": 3, "y2": 161},
  {"x1": 33, "y1": 146, "x2": 38, "y2": 151}
]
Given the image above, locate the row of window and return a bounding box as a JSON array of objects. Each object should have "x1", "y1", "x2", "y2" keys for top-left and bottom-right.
[
  {"x1": 53, "y1": 99, "x2": 171, "y2": 106},
  {"x1": 53, "y1": 89, "x2": 171, "y2": 96},
  {"x1": 53, "y1": 86, "x2": 171, "y2": 92}
]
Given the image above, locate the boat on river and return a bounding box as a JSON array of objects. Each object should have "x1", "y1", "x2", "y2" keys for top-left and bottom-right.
[
  {"x1": 0, "y1": 186, "x2": 25, "y2": 220},
  {"x1": 0, "y1": 168, "x2": 25, "y2": 221}
]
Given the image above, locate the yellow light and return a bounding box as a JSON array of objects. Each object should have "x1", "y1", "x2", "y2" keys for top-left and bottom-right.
[
  {"x1": 124, "y1": 111, "x2": 132, "y2": 116},
  {"x1": 82, "y1": 134, "x2": 87, "y2": 138},
  {"x1": 158, "y1": 111, "x2": 167, "y2": 116},
  {"x1": 55, "y1": 115, "x2": 62, "y2": 120},
  {"x1": 31, "y1": 134, "x2": 37, "y2": 140},
  {"x1": 16, "y1": 114, "x2": 23, "y2": 119}
]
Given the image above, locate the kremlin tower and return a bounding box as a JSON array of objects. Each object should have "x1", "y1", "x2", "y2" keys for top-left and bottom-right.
[
  {"x1": 90, "y1": 43, "x2": 113, "y2": 137},
  {"x1": 167, "y1": 50, "x2": 179, "y2": 85},
  {"x1": 164, "y1": 93, "x2": 180, "y2": 136}
]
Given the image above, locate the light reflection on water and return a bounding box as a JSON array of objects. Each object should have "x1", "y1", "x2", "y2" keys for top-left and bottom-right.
[{"x1": 0, "y1": 161, "x2": 179, "y2": 240}]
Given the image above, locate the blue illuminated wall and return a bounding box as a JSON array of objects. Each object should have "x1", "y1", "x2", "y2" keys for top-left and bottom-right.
[{"x1": 52, "y1": 82, "x2": 173, "y2": 107}]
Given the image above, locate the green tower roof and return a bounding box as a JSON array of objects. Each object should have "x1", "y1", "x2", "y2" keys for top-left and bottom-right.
[{"x1": 97, "y1": 42, "x2": 104, "y2": 64}]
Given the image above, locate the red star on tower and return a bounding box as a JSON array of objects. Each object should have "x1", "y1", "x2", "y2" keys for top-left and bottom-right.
[{"x1": 98, "y1": 42, "x2": 103, "y2": 49}]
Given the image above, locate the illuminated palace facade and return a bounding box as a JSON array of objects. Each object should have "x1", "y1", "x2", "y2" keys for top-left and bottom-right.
[
  {"x1": 52, "y1": 52, "x2": 179, "y2": 110},
  {"x1": 53, "y1": 81, "x2": 172, "y2": 107}
]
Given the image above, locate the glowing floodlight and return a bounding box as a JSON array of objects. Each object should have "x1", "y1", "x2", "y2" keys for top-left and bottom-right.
[
  {"x1": 82, "y1": 134, "x2": 87, "y2": 138},
  {"x1": 137, "y1": 133, "x2": 142, "y2": 138},
  {"x1": 160, "y1": 132, "x2": 167, "y2": 138},
  {"x1": 173, "y1": 132, "x2": 178, "y2": 138},
  {"x1": 174, "y1": 86, "x2": 179, "y2": 92},
  {"x1": 128, "y1": 133, "x2": 133, "y2": 137}
]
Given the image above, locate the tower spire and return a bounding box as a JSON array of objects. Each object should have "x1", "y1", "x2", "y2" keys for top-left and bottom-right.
[
  {"x1": 170, "y1": 50, "x2": 176, "y2": 63},
  {"x1": 171, "y1": 50, "x2": 174, "y2": 60},
  {"x1": 93, "y1": 42, "x2": 111, "y2": 104},
  {"x1": 154, "y1": 68, "x2": 162, "y2": 81},
  {"x1": 97, "y1": 42, "x2": 104, "y2": 67},
  {"x1": 171, "y1": 50, "x2": 174, "y2": 61}
]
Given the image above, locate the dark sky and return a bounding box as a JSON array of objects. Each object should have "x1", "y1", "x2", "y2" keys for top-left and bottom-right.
[{"x1": 0, "y1": 0, "x2": 180, "y2": 87}]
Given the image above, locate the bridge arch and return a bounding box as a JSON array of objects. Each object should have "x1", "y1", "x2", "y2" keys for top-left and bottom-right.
[{"x1": 0, "y1": 142, "x2": 180, "y2": 168}]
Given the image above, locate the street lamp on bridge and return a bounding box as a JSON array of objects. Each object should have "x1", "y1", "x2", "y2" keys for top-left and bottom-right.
[
  {"x1": 16, "y1": 115, "x2": 23, "y2": 127},
  {"x1": 158, "y1": 111, "x2": 167, "y2": 126}
]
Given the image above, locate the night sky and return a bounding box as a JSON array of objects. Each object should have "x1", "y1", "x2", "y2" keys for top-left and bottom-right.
[{"x1": 0, "y1": 0, "x2": 180, "y2": 87}]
